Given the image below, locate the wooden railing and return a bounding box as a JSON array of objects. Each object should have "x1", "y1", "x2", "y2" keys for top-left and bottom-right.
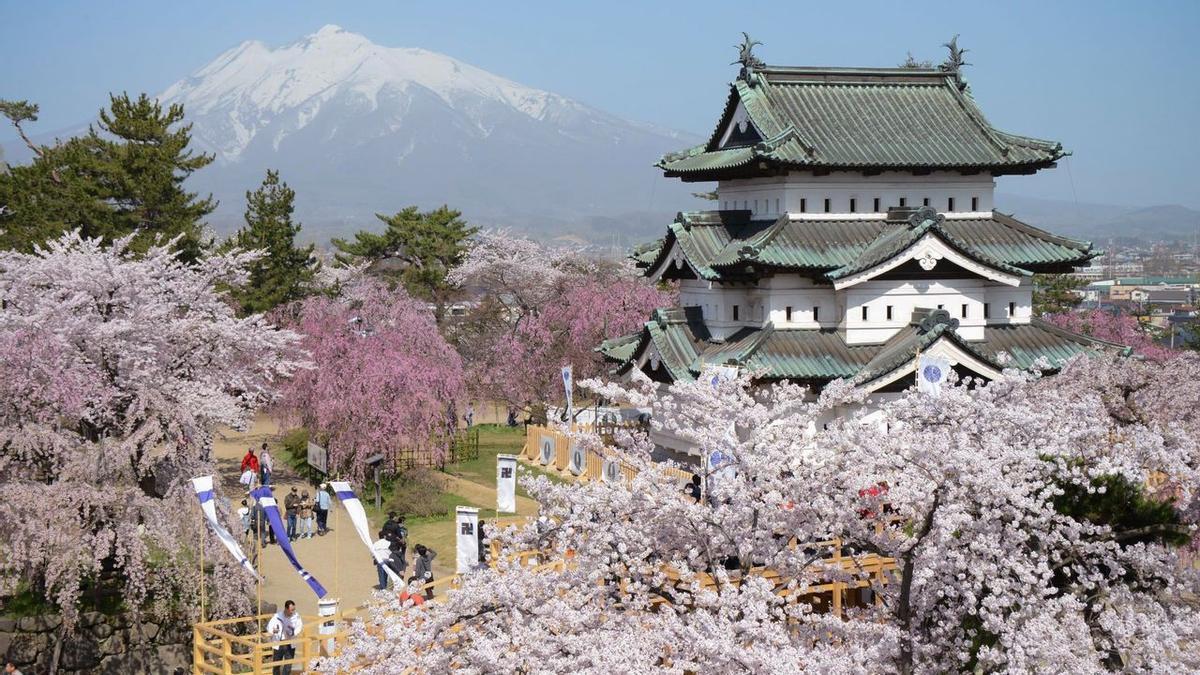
[{"x1": 192, "y1": 612, "x2": 346, "y2": 674}]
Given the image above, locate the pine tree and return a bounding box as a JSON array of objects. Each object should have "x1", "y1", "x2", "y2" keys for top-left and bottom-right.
[
  {"x1": 0, "y1": 94, "x2": 215, "y2": 260},
  {"x1": 1032, "y1": 273, "x2": 1086, "y2": 315},
  {"x1": 224, "y1": 169, "x2": 318, "y2": 314},
  {"x1": 332, "y1": 205, "x2": 477, "y2": 320}
]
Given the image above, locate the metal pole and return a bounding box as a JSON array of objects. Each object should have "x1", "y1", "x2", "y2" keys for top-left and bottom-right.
[{"x1": 374, "y1": 465, "x2": 381, "y2": 512}]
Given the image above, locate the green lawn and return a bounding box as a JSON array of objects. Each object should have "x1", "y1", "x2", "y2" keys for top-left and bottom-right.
[{"x1": 448, "y1": 424, "x2": 563, "y2": 498}]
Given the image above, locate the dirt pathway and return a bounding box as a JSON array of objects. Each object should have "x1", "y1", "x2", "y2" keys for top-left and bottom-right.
[{"x1": 210, "y1": 416, "x2": 535, "y2": 616}]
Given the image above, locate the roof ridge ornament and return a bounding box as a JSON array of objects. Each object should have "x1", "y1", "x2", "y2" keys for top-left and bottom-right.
[
  {"x1": 939, "y1": 34, "x2": 971, "y2": 92},
  {"x1": 907, "y1": 205, "x2": 945, "y2": 228},
  {"x1": 732, "y1": 33, "x2": 765, "y2": 83},
  {"x1": 918, "y1": 308, "x2": 959, "y2": 334}
]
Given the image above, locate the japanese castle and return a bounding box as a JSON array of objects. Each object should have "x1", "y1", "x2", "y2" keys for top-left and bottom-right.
[{"x1": 601, "y1": 38, "x2": 1114, "y2": 401}]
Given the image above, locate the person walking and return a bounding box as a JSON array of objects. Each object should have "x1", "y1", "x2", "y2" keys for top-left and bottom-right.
[
  {"x1": 372, "y1": 531, "x2": 393, "y2": 590},
  {"x1": 251, "y1": 497, "x2": 270, "y2": 548},
  {"x1": 387, "y1": 529, "x2": 408, "y2": 581},
  {"x1": 315, "y1": 483, "x2": 332, "y2": 535},
  {"x1": 260, "y1": 443, "x2": 274, "y2": 487},
  {"x1": 464, "y1": 404, "x2": 475, "y2": 428},
  {"x1": 413, "y1": 544, "x2": 437, "y2": 600},
  {"x1": 240, "y1": 447, "x2": 260, "y2": 488},
  {"x1": 298, "y1": 491, "x2": 315, "y2": 539},
  {"x1": 266, "y1": 599, "x2": 302, "y2": 675},
  {"x1": 382, "y1": 511, "x2": 399, "y2": 539},
  {"x1": 284, "y1": 487, "x2": 300, "y2": 540},
  {"x1": 238, "y1": 499, "x2": 252, "y2": 545}
]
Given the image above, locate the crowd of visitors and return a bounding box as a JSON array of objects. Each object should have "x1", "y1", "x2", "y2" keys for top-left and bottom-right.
[
  {"x1": 235, "y1": 445, "x2": 335, "y2": 550},
  {"x1": 370, "y1": 511, "x2": 438, "y2": 600}
]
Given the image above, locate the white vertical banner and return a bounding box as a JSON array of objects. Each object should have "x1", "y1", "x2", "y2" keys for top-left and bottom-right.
[
  {"x1": 561, "y1": 365, "x2": 574, "y2": 424},
  {"x1": 190, "y1": 476, "x2": 263, "y2": 582},
  {"x1": 496, "y1": 454, "x2": 518, "y2": 514},
  {"x1": 330, "y1": 481, "x2": 403, "y2": 585},
  {"x1": 917, "y1": 353, "x2": 952, "y2": 397},
  {"x1": 538, "y1": 433, "x2": 555, "y2": 465},
  {"x1": 568, "y1": 439, "x2": 585, "y2": 476},
  {"x1": 455, "y1": 506, "x2": 481, "y2": 574}
]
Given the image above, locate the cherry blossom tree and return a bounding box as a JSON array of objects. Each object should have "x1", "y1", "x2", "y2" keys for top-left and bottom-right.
[
  {"x1": 320, "y1": 354, "x2": 1200, "y2": 673},
  {"x1": 1045, "y1": 309, "x2": 1174, "y2": 361},
  {"x1": 273, "y1": 280, "x2": 466, "y2": 475},
  {"x1": 449, "y1": 230, "x2": 674, "y2": 409},
  {"x1": 0, "y1": 231, "x2": 306, "y2": 629}
]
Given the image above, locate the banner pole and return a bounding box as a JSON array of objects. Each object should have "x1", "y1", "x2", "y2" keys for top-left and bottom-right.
[
  {"x1": 256, "y1": 505, "x2": 262, "y2": 636},
  {"x1": 334, "y1": 483, "x2": 340, "y2": 601},
  {"x1": 199, "y1": 507, "x2": 206, "y2": 624}
]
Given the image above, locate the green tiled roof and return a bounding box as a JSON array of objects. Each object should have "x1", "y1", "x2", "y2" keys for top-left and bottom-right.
[
  {"x1": 596, "y1": 333, "x2": 642, "y2": 363},
  {"x1": 969, "y1": 318, "x2": 1132, "y2": 370},
  {"x1": 660, "y1": 67, "x2": 1066, "y2": 179},
  {"x1": 603, "y1": 307, "x2": 1123, "y2": 385},
  {"x1": 630, "y1": 239, "x2": 665, "y2": 270},
  {"x1": 824, "y1": 208, "x2": 1030, "y2": 281},
  {"x1": 650, "y1": 209, "x2": 1094, "y2": 282}
]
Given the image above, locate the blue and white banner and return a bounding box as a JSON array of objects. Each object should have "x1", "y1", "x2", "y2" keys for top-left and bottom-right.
[
  {"x1": 250, "y1": 486, "x2": 327, "y2": 598},
  {"x1": 190, "y1": 476, "x2": 263, "y2": 582},
  {"x1": 330, "y1": 481, "x2": 403, "y2": 586},
  {"x1": 917, "y1": 353, "x2": 952, "y2": 398},
  {"x1": 561, "y1": 365, "x2": 574, "y2": 424}
]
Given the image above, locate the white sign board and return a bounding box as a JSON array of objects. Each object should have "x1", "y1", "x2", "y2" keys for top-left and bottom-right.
[
  {"x1": 455, "y1": 506, "x2": 481, "y2": 574},
  {"x1": 496, "y1": 454, "x2": 517, "y2": 514},
  {"x1": 307, "y1": 441, "x2": 328, "y2": 475},
  {"x1": 538, "y1": 434, "x2": 555, "y2": 465}
]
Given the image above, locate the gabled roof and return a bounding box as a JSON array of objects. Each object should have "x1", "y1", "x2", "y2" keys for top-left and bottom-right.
[
  {"x1": 603, "y1": 307, "x2": 1124, "y2": 387},
  {"x1": 659, "y1": 67, "x2": 1066, "y2": 180},
  {"x1": 644, "y1": 208, "x2": 1096, "y2": 283},
  {"x1": 825, "y1": 207, "x2": 1030, "y2": 285}
]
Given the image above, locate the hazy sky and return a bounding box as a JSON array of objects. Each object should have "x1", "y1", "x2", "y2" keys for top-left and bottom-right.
[{"x1": 2, "y1": 0, "x2": 1198, "y2": 208}]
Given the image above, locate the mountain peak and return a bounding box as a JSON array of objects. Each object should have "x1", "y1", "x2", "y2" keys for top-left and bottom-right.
[
  {"x1": 159, "y1": 27, "x2": 580, "y2": 159},
  {"x1": 313, "y1": 24, "x2": 345, "y2": 36}
]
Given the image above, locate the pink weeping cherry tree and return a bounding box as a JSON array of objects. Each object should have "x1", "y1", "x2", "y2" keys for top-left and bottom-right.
[
  {"x1": 0, "y1": 231, "x2": 307, "y2": 629},
  {"x1": 448, "y1": 229, "x2": 674, "y2": 410},
  {"x1": 273, "y1": 279, "x2": 466, "y2": 476},
  {"x1": 1044, "y1": 309, "x2": 1175, "y2": 361},
  {"x1": 319, "y1": 354, "x2": 1200, "y2": 673}
]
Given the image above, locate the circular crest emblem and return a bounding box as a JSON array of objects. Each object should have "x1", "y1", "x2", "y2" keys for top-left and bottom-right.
[
  {"x1": 922, "y1": 364, "x2": 942, "y2": 383},
  {"x1": 602, "y1": 459, "x2": 621, "y2": 482}
]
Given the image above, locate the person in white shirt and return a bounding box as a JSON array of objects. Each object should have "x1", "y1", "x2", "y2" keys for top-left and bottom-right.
[
  {"x1": 266, "y1": 600, "x2": 302, "y2": 675},
  {"x1": 372, "y1": 533, "x2": 394, "y2": 590},
  {"x1": 260, "y1": 442, "x2": 274, "y2": 486}
]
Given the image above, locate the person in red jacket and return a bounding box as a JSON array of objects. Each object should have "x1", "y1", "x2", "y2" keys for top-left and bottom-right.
[{"x1": 240, "y1": 447, "x2": 260, "y2": 475}]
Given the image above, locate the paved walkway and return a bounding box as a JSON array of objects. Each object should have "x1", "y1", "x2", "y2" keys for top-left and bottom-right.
[{"x1": 210, "y1": 415, "x2": 532, "y2": 617}]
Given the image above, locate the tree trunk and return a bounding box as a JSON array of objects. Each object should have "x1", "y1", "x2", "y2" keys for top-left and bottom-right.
[{"x1": 897, "y1": 487, "x2": 942, "y2": 675}]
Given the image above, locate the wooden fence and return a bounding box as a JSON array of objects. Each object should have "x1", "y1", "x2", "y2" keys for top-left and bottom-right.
[{"x1": 520, "y1": 424, "x2": 692, "y2": 484}]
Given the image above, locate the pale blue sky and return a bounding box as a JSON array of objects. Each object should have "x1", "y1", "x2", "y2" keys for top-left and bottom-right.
[{"x1": 1, "y1": 0, "x2": 1198, "y2": 207}]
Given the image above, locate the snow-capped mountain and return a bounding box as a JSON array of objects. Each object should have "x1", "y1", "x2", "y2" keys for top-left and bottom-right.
[{"x1": 154, "y1": 25, "x2": 703, "y2": 241}]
